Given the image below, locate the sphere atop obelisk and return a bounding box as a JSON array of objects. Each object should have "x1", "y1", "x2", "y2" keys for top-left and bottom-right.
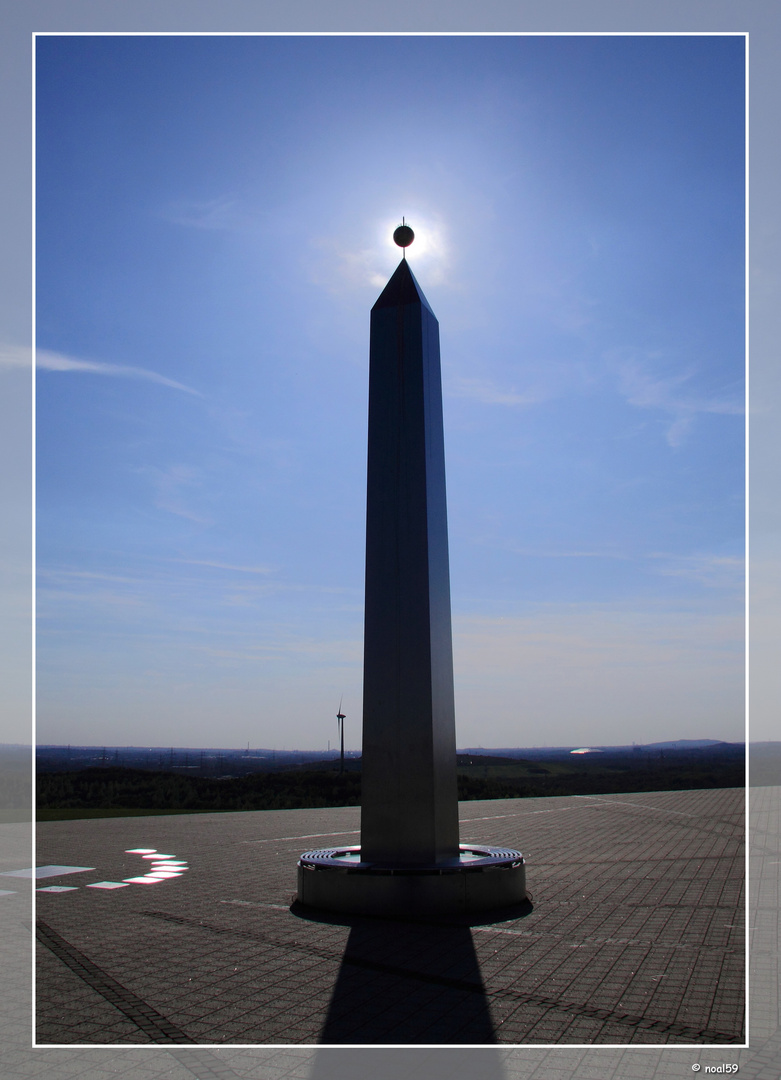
[{"x1": 393, "y1": 221, "x2": 414, "y2": 248}]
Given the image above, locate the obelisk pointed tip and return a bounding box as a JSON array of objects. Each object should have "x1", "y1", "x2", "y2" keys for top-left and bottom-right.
[{"x1": 372, "y1": 254, "x2": 435, "y2": 316}]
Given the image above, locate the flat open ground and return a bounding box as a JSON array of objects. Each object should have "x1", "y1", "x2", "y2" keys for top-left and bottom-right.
[{"x1": 31, "y1": 788, "x2": 744, "y2": 1046}]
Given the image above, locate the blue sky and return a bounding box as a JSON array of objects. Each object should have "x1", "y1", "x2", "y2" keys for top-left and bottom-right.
[{"x1": 33, "y1": 33, "x2": 745, "y2": 750}]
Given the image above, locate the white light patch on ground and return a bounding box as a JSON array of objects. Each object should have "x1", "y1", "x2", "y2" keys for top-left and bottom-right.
[
  {"x1": 0, "y1": 865, "x2": 95, "y2": 879},
  {"x1": 0, "y1": 890, "x2": 17, "y2": 896},
  {"x1": 37, "y1": 886, "x2": 78, "y2": 892},
  {"x1": 121, "y1": 849, "x2": 189, "y2": 885},
  {"x1": 87, "y1": 881, "x2": 130, "y2": 889}
]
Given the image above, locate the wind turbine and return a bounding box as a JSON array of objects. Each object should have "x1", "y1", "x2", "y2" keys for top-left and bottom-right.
[{"x1": 336, "y1": 697, "x2": 346, "y2": 775}]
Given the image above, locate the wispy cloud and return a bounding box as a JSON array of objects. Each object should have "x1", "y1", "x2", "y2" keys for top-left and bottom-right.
[
  {"x1": 172, "y1": 559, "x2": 276, "y2": 575},
  {"x1": 194, "y1": 636, "x2": 362, "y2": 665},
  {"x1": 611, "y1": 352, "x2": 743, "y2": 447},
  {"x1": 467, "y1": 536, "x2": 743, "y2": 591},
  {"x1": 454, "y1": 606, "x2": 744, "y2": 669},
  {"x1": 39, "y1": 569, "x2": 147, "y2": 586},
  {"x1": 137, "y1": 464, "x2": 212, "y2": 524},
  {"x1": 506, "y1": 546, "x2": 630, "y2": 560},
  {"x1": 0, "y1": 344, "x2": 203, "y2": 396},
  {"x1": 36, "y1": 568, "x2": 155, "y2": 620},
  {"x1": 647, "y1": 552, "x2": 744, "y2": 590},
  {"x1": 162, "y1": 195, "x2": 258, "y2": 232},
  {"x1": 447, "y1": 374, "x2": 546, "y2": 407}
]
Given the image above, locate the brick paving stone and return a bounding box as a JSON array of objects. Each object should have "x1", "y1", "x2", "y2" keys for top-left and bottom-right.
[{"x1": 32, "y1": 790, "x2": 747, "y2": 1048}]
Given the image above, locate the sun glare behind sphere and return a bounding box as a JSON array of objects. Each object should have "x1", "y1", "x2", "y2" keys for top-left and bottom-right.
[{"x1": 380, "y1": 213, "x2": 447, "y2": 269}]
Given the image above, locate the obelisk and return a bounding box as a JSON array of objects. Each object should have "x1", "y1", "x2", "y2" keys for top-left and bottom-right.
[
  {"x1": 296, "y1": 224, "x2": 525, "y2": 917},
  {"x1": 360, "y1": 235, "x2": 460, "y2": 866}
]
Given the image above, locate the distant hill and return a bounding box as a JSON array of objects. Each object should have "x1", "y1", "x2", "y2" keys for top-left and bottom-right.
[
  {"x1": 642, "y1": 739, "x2": 728, "y2": 750},
  {"x1": 459, "y1": 742, "x2": 743, "y2": 763}
]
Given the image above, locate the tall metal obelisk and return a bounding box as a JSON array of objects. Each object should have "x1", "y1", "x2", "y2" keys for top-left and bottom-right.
[
  {"x1": 296, "y1": 224, "x2": 526, "y2": 917},
  {"x1": 360, "y1": 232, "x2": 460, "y2": 866}
]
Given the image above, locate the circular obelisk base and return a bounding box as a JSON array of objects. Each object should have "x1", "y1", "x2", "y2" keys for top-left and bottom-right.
[{"x1": 296, "y1": 845, "x2": 526, "y2": 919}]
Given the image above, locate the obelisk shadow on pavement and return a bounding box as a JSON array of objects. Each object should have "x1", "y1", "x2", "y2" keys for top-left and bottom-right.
[{"x1": 294, "y1": 908, "x2": 498, "y2": 1045}]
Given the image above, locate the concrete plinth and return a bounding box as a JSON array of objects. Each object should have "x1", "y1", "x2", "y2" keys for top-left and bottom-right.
[{"x1": 296, "y1": 845, "x2": 526, "y2": 918}]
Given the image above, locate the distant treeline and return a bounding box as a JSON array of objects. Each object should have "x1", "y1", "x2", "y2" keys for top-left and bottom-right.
[
  {"x1": 455, "y1": 763, "x2": 745, "y2": 799},
  {"x1": 37, "y1": 767, "x2": 362, "y2": 813},
  {"x1": 37, "y1": 748, "x2": 745, "y2": 817}
]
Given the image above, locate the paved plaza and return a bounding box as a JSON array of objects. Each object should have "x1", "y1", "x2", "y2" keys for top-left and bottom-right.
[{"x1": 31, "y1": 789, "x2": 744, "y2": 1046}]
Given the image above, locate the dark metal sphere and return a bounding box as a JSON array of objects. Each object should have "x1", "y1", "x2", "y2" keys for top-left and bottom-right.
[{"x1": 393, "y1": 224, "x2": 415, "y2": 248}]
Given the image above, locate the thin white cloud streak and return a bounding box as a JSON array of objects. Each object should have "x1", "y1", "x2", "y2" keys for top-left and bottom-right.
[
  {"x1": 612, "y1": 353, "x2": 743, "y2": 447},
  {"x1": 135, "y1": 464, "x2": 212, "y2": 524},
  {"x1": 37, "y1": 565, "x2": 358, "y2": 627},
  {"x1": 216, "y1": 583, "x2": 357, "y2": 608},
  {"x1": 162, "y1": 196, "x2": 252, "y2": 232},
  {"x1": 39, "y1": 569, "x2": 148, "y2": 586},
  {"x1": 446, "y1": 375, "x2": 545, "y2": 407},
  {"x1": 0, "y1": 344, "x2": 204, "y2": 396},
  {"x1": 467, "y1": 543, "x2": 742, "y2": 593},
  {"x1": 495, "y1": 546, "x2": 631, "y2": 560},
  {"x1": 454, "y1": 606, "x2": 743, "y2": 663},
  {"x1": 172, "y1": 559, "x2": 277, "y2": 575},
  {"x1": 194, "y1": 636, "x2": 362, "y2": 665},
  {"x1": 648, "y1": 552, "x2": 744, "y2": 590}
]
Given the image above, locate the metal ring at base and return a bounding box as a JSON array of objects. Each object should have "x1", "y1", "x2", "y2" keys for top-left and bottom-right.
[
  {"x1": 298, "y1": 844, "x2": 524, "y2": 874},
  {"x1": 296, "y1": 845, "x2": 527, "y2": 916}
]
